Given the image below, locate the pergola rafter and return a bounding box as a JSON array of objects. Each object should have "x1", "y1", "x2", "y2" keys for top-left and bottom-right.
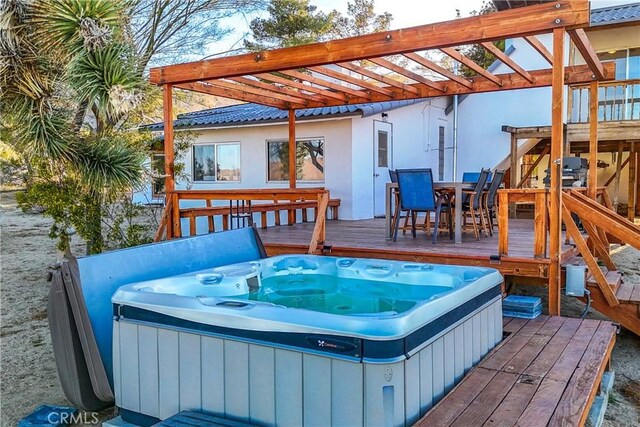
[
  {"x1": 307, "y1": 66, "x2": 395, "y2": 97},
  {"x1": 402, "y1": 52, "x2": 475, "y2": 89},
  {"x1": 441, "y1": 47, "x2": 504, "y2": 87},
  {"x1": 367, "y1": 57, "x2": 447, "y2": 93},
  {"x1": 524, "y1": 35, "x2": 554, "y2": 64}
]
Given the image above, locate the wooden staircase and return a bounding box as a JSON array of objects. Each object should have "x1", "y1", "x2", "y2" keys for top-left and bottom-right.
[{"x1": 561, "y1": 190, "x2": 640, "y2": 335}]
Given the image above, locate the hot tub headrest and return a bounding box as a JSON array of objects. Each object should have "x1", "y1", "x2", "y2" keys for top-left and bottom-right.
[{"x1": 272, "y1": 256, "x2": 319, "y2": 272}]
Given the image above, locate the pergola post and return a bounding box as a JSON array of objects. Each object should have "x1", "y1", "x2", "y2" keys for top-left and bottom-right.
[
  {"x1": 548, "y1": 28, "x2": 565, "y2": 316},
  {"x1": 288, "y1": 110, "x2": 296, "y2": 189},
  {"x1": 163, "y1": 84, "x2": 175, "y2": 238},
  {"x1": 588, "y1": 81, "x2": 599, "y2": 200}
]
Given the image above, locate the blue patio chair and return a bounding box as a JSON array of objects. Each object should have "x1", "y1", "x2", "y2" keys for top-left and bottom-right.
[
  {"x1": 389, "y1": 170, "x2": 425, "y2": 237},
  {"x1": 484, "y1": 170, "x2": 505, "y2": 236},
  {"x1": 462, "y1": 171, "x2": 493, "y2": 186},
  {"x1": 394, "y1": 169, "x2": 452, "y2": 244},
  {"x1": 461, "y1": 168, "x2": 491, "y2": 239}
]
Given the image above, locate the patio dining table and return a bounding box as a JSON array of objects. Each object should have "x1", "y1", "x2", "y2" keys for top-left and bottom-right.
[{"x1": 385, "y1": 181, "x2": 475, "y2": 244}]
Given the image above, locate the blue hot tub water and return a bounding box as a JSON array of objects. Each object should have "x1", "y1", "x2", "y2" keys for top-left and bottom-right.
[{"x1": 255, "y1": 274, "x2": 450, "y2": 315}]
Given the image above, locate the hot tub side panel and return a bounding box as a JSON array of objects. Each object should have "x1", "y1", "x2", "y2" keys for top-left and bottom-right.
[{"x1": 113, "y1": 297, "x2": 502, "y2": 426}]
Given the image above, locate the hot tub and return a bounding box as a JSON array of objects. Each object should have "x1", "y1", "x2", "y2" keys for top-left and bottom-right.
[{"x1": 112, "y1": 255, "x2": 503, "y2": 426}]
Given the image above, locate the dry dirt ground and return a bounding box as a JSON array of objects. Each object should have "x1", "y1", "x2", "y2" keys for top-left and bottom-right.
[{"x1": 1, "y1": 190, "x2": 639, "y2": 426}]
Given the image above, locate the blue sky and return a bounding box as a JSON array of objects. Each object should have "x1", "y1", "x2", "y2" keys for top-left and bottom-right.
[{"x1": 204, "y1": 0, "x2": 637, "y2": 58}]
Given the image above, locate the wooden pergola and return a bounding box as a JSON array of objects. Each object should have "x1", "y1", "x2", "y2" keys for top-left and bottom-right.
[{"x1": 150, "y1": 0, "x2": 615, "y2": 315}]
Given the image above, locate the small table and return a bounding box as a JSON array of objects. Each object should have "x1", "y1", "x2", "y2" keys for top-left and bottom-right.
[{"x1": 385, "y1": 181, "x2": 474, "y2": 244}]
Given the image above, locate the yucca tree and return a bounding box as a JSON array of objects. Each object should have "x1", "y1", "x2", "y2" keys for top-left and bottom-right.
[{"x1": 1, "y1": 0, "x2": 147, "y2": 254}]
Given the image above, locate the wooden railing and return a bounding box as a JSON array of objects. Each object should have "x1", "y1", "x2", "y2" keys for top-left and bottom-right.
[
  {"x1": 498, "y1": 189, "x2": 549, "y2": 259},
  {"x1": 155, "y1": 188, "x2": 337, "y2": 253},
  {"x1": 562, "y1": 189, "x2": 640, "y2": 307},
  {"x1": 569, "y1": 79, "x2": 640, "y2": 123}
]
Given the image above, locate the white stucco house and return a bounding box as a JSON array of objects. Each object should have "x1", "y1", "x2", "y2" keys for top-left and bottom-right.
[{"x1": 138, "y1": 1, "x2": 639, "y2": 220}]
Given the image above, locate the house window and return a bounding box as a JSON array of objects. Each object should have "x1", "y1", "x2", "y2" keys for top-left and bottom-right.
[
  {"x1": 267, "y1": 138, "x2": 324, "y2": 181},
  {"x1": 438, "y1": 126, "x2": 445, "y2": 181},
  {"x1": 192, "y1": 143, "x2": 241, "y2": 182},
  {"x1": 151, "y1": 153, "x2": 165, "y2": 197}
]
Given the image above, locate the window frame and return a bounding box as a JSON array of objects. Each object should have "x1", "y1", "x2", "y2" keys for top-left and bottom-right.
[
  {"x1": 191, "y1": 142, "x2": 241, "y2": 183},
  {"x1": 265, "y1": 137, "x2": 326, "y2": 183}
]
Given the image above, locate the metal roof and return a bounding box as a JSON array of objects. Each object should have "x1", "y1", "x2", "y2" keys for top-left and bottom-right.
[
  {"x1": 147, "y1": 99, "x2": 426, "y2": 130},
  {"x1": 591, "y1": 2, "x2": 640, "y2": 26},
  {"x1": 493, "y1": 1, "x2": 640, "y2": 24}
]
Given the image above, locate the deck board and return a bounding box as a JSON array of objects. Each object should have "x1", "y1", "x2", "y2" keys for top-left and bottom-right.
[
  {"x1": 258, "y1": 218, "x2": 571, "y2": 260},
  {"x1": 415, "y1": 317, "x2": 617, "y2": 427}
]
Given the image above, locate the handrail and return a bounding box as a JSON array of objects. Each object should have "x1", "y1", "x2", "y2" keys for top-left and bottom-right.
[
  {"x1": 569, "y1": 78, "x2": 640, "y2": 123},
  {"x1": 497, "y1": 189, "x2": 549, "y2": 259},
  {"x1": 156, "y1": 188, "x2": 336, "y2": 254}
]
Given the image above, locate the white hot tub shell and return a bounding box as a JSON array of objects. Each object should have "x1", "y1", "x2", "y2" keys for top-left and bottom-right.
[{"x1": 112, "y1": 255, "x2": 504, "y2": 426}]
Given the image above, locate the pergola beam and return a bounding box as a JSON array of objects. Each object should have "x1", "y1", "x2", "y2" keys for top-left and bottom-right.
[
  {"x1": 402, "y1": 52, "x2": 474, "y2": 89},
  {"x1": 568, "y1": 28, "x2": 606, "y2": 80},
  {"x1": 367, "y1": 57, "x2": 446, "y2": 93},
  {"x1": 149, "y1": 0, "x2": 590, "y2": 85},
  {"x1": 441, "y1": 47, "x2": 503, "y2": 86},
  {"x1": 480, "y1": 42, "x2": 534, "y2": 83}
]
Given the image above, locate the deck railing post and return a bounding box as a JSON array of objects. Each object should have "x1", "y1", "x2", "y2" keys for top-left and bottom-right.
[
  {"x1": 533, "y1": 192, "x2": 547, "y2": 259},
  {"x1": 171, "y1": 192, "x2": 181, "y2": 238},
  {"x1": 498, "y1": 191, "x2": 509, "y2": 256}
]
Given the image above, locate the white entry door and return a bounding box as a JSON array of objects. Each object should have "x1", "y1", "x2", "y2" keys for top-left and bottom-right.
[{"x1": 373, "y1": 121, "x2": 393, "y2": 217}]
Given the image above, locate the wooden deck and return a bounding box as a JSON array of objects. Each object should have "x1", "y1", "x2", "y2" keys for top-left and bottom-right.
[
  {"x1": 259, "y1": 218, "x2": 574, "y2": 279},
  {"x1": 416, "y1": 316, "x2": 617, "y2": 427}
]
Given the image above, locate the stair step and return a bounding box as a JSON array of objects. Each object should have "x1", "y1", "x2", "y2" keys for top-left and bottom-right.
[
  {"x1": 616, "y1": 282, "x2": 640, "y2": 303},
  {"x1": 562, "y1": 256, "x2": 587, "y2": 267},
  {"x1": 587, "y1": 269, "x2": 622, "y2": 293}
]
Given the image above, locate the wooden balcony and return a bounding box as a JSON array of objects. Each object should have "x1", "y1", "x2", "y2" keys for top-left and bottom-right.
[{"x1": 569, "y1": 79, "x2": 640, "y2": 122}]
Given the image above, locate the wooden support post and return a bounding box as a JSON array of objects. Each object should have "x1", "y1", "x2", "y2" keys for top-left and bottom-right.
[
  {"x1": 498, "y1": 192, "x2": 509, "y2": 256},
  {"x1": 308, "y1": 192, "x2": 329, "y2": 253},
  {"x1": 206, "y1": 200, "x2": 215, "y2": 232},
  {"x1": 163, "y1": 84, "x2": 175, "y2": 238},
  {"x1": 548, "y1": 28, "x2": 565, "y2": 317},
  {"x1": 588, "y1": 81, "x2": 598, "y2": 200},
  {"x1": 509, "y1": 133, "x2": 518, "y2": 218},
  {"x1": 533, "y1": 192, "x2": 547, "y2": 259},
  {"x1": 171, "y1": 192, "x2": 181, "y2": 238},
  {"x1": 613, "y1": 141, "x2": 623, "y2": 211},
  {"x1": 288, "y1": 110, "x2": 297, "y2": 189},
  {"x1": 629, "y1": 142, "x2": 637, "y2": 221}
]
